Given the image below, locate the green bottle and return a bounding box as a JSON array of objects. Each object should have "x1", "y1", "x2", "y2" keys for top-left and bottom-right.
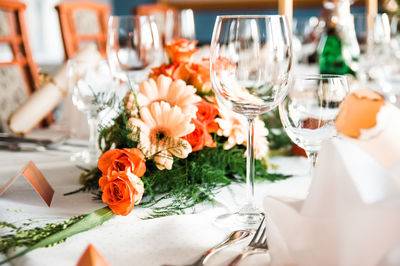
[
  {"x1": 318, "y1": 0, "x2": 358, "y2": 76},
  {"x1": 318, "y1": 28, "x2": 356, "y2": 75}
]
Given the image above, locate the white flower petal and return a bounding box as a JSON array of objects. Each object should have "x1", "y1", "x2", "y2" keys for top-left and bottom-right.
[
  {"x1": 140, "y1": 107, "x2": 156, "y2": 128},
  {"x1": 157, "y1": 75, "x2": 172, "y2": 98},
  {"x1": 167, "y1": 138, "x2": 192, "y2": 158},
  {"x1": 154, "y1": 150, "x2": 173, "y2": 170}
]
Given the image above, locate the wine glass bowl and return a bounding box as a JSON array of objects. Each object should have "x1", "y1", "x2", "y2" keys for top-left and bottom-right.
[
  {"x1": 353, "y1": 13, "x2": 391, "y2": 83},
  {"x1": 279, "y1": 74, "x2": 349, "y2": 170},
  {"x1": 70, "y1": 61, "x2": 114, "y2": 116},
  {"x1": 210, "y1": 15, "x2": 292, "y2": 228},
  {"x1": 107, "y1": 15, "x2": 163, "y2": 86},
  {"x1": 68, "y1": 59, "x2": 114, "y2": 164},
  {"x1": 165, "y1": 9, "x2": 196, "y2": 44},
  {"x1": 211, "y1": 15, "x2": 292, "y2": 117}
]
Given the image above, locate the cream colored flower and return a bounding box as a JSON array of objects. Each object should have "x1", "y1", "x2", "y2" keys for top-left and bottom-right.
[
  {"x1": 216, "y1": 103, "x2": 269, "y2": 159},
  {"x1": 128, "y1": 101, "x2": 194, "y2": 170},
  {"x1": 123, "y1": 90, "x2": 139, "y2": 118},
  {"x1": 137, "y1": 75, "x2": 201, "y2": 118}
]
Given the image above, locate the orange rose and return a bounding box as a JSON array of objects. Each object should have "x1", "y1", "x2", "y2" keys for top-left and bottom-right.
[
  {"x1": 99, "y1": 168, "x2": 144, "y2": 216},
  {"x1": 150, "y1": 62, "x2": 191, "y2": 82},
  {"x1": 184, "y1": 119, "x2": 216, "y2": 152},
  {"x1": 98, "y1": 148, "x2": 146, "y2": 178},
  {"x1": 187, "y1": 59, "x2": 212, "y2": 93},
  {"x1": 196, "y1": 99, "x2": 219, "y2": 133},
  {"x1": 188, "y1": 57, "x2": 235, "y2": 93},
  {"x1": 165, "y1": 38, "x2": 198, "y2": 63}
]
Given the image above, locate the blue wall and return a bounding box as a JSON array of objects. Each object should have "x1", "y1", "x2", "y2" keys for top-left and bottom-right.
[
  {"x1": 112, "y1": 1, "x2": 365, "y2": 45},
  {"x1": 112, "y1": 0, "x2": 155, "y2": 15}
]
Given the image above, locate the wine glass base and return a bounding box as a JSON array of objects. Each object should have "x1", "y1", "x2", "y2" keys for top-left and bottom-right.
[
  {"x1": 70, "y1": 150, "x2": 99, "y2": 166},
  {"x1": 214, "y1": 210, "x2": 264, "y2": 230}
]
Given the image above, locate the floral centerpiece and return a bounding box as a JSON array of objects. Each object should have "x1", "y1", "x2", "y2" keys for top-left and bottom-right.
[
  {"x1": 0, "y1": 39, "x2": 292, "y2": 264},
  {"x1": 89, "y1": 38, "x2": 290, "y2": 216}
]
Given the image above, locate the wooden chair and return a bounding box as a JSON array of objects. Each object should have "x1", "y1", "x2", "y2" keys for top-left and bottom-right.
[
  {"x1": 136, "y1": 3, "x2": 176, "y2": 16},
  {"x1": 55, "y1": 1, "x2": 110, "y2": 59},
  {"x1": 0, "y1": 1, "x2": 40, "y2": 131}
]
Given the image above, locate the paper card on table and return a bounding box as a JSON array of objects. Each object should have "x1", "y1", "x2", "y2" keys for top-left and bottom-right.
[
  {"x1": 0, "y1": 161, "x2": 54, "y2": 207},
  {"x1": 77, "y1": 244, "x2": 109, "y2": 266}
]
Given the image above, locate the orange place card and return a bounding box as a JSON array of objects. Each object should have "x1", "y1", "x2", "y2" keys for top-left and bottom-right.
[
  {"x1": 0, "y1": 161, "x2": 54, "y2": 207},
  {"x1": 77, "y1": 244, "x2": 110, "y2": 266}
]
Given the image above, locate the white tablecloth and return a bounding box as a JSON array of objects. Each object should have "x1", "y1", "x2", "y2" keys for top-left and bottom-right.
[{"x1": 0, "y1": 143, "x2": 310, "y2": 266}]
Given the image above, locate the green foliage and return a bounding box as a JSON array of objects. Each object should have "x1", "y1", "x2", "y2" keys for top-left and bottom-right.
[
  {"x1": 98, "y1": 112, "x2": 137, "y2": 152},
  {"x1": 0, "y1": 208, "x2": 114, "y2": 264},
  {"x1": 140, "y1": 143, "x2": 291, "y2": 217},
  {"x1": 75, "y1": 143, "x2": 290, "y2": 218},
  {"x1": 0, "y1": 215, "x2": 84, "y2": 255},
  {"x1": 262, "y1": 109, "x2": 293, "y2": 153}
]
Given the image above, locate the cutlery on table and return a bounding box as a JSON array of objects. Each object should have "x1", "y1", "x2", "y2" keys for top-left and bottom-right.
[
  {"x1": 164, "y1": 229, "x2": 253, "y2": 266},
  {"x1": 0, "y1": 133, "x2": 53, "y2": 146},
  {"x1": 227, "y1": 217, "x2": 268, "y2": 266},
  {"x1": 0, "y1": 142, "x2": 41, "y2": 152},
  {"x1": 0, "y1": 133, "x2": 86, "y2": 152},
  {"x1": 0, "y1": 139, "x2": 62, "y2": 152}
]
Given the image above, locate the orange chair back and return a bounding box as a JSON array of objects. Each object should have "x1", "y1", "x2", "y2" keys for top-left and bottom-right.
[
  {"x1": 136, "y1": 3, "x2": 176, "y2": 16},
  {"x1": 55, "y1": 1, "x2": 110, "y2": 59},
  {"x1": 0, "y1": 1, "x2": 41, "y2": 130}
]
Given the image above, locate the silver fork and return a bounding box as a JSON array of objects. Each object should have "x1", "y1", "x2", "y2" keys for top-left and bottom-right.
[
  {"x1": 163, "y1": 229, "x2": 252, "y2": 266},
  {"x1": 227, "y1": 217, "x2": 268, "y2": 266}
]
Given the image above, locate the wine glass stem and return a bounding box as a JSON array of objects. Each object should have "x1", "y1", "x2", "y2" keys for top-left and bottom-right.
[
  {"x1": 87, "y1": 115, "x2": 98, "y2": 157},
  {"x1": 246, "y1": 117, "x2": 256, "y2": 210},
  {"x1": 306, "y1": 151, "x2": 318, "y2": 177}
]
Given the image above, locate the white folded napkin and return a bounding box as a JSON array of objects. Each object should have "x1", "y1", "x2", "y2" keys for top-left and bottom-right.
[{"x1": 264, "y1": 138, "x2": 400, "y2": 266}]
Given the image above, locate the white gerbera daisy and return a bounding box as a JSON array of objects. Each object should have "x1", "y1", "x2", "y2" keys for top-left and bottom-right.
[
  {"x1": 137, "y1": 75, "x2": 201, "y2": 118},
  {"x1": 128, "y1": 101, "x2": 194, "y2": 170}
]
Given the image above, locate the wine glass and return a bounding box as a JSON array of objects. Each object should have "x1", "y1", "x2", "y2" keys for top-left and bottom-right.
[
  {"x1": 293, "y1": 16, "x2": 321, "y2": 64},
  {"x1": 387, "y1": 15, "x2": 400, "y2": 104},
  {"x1": 107, "y1": 15, "x2": 163, "y2": 92},
  {"x1": 210, "y1": 15, "x2": 292, "y2": 228},
  {"x1": 279, "y1": 75, "x2": 349, "y2": 175},
  {"x1": 68, "y1": 60, "x2": 114, "y2": 164},
  {"x1": 353, "y1": 13, "x2": 391, "y2": 86},
  {"x1": 164, "y1": 9, "x2": 196, "y2": 44},
  {"x1": 390, "y1": 14, "x2": 400, "y2": 59}
]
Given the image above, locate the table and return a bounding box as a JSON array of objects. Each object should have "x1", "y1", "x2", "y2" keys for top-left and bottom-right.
[{"x1": 0, "y1": 142, "x2": 310, "y2": 266}]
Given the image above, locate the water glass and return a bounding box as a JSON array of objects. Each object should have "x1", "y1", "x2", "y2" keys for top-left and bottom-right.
[
  {"x1": 279, "y1": 75, "x2": 349, "y2": 174},
  {"x1": 68, "y1": 60, "x2": 114, "y2": 164}
]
